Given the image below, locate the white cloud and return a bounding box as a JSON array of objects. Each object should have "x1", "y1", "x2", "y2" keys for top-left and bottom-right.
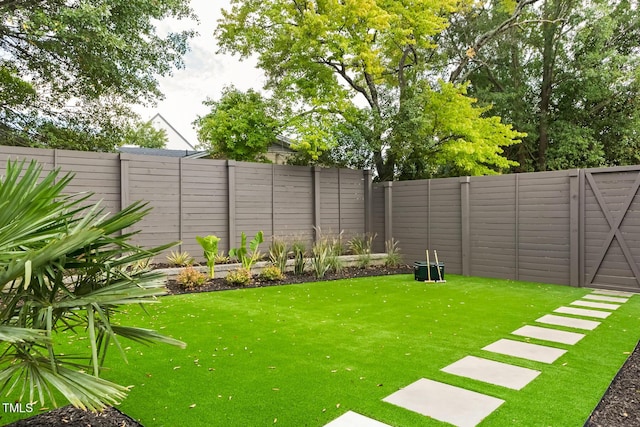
[{"x1": 133, "y1": 0, "x2": 265, "y2": 146}]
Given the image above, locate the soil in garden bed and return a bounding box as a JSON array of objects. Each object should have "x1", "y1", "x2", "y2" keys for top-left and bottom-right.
[
  {"x1": 3, "y1": 405, "x2": 142, "y2": 427},
  {"x1": 165, "y1": 264, "x2": 414, "y2": 295},
  {"x1": 584, "y1": 339, "x2": 640, "y2": 427}
]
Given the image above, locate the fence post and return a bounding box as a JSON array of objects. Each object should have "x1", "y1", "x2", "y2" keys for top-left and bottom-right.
[
  {"x1": 363, "y1": 169, "x2": 372, "y2": 235},
  {"x1": 569, "y1": 169, "x2": 580, "y2": 287},
  {"x1": 119, "y1": 154, "x2": 130, "y2": 238},
  {"x1": 313, "y1": 166, "x2": 321, "y2": 242},
  {"x1": 119, "y1": 154, "x2": 130, "y2": 211},
  {"x1": 178, "y1": 158, "x2": 184, "y2": 252},
  {"x1": 227, "y1": 160, "x2": 236, "y2": 252},
  {"x1": 515, "y1": 174, "x2": 520, "y2": 280},
  {"x1": 383, "y1": 181, "x2": 393, "y2": 243},
  {"x1": 460, "y1": 176, "x2": 471, "y2": 276}
]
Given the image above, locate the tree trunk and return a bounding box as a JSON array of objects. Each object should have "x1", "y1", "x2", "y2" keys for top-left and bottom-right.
[{"x1": 537, "y1": 0, "x2": 559, "y2": 171}]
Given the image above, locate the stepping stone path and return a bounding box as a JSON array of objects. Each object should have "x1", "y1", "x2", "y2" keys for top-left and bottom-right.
[
  {"x1": 554, "y1": 306, "x2": 611, "y2": 319},
  {"x1": 571, "y1": 299, "x2": 621, "y2": 310},
  {"x1": 325, "y1": 288, "x2": 635, "y2": 427},
  {"x1": 535, "y1": 313, "x2": 601, "y2": 330},
  {"x1": 324, "y1": 411, "x2": 391, "y2": 427},
  {"x1": 583, "y1": 294, "x2": 629, "y2": 303},
  {"x1": 482, "y1": 338, "x2": 566, "y2": 364},
  {"x1": 382, "y1": 379, "x2": 504, "y2": 427},
  {"x1": 512, "y1": 324, "x2": 585, "y2": 345},
  {"x1": 441, "y1": 355, "x2": 541, "y2": 390}
]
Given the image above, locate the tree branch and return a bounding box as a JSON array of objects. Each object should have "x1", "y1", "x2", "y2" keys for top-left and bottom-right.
[{"x1": 449, "y1": 0, "x2": 540, "y2": 83}]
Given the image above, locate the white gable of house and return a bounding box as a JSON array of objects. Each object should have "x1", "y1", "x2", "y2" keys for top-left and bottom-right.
[{"x1": 149, "y1": 113, "x2": 195, "y2": 151}]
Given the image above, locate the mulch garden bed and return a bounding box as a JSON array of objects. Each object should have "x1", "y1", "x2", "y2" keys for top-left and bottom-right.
[
  {"x1": 5, "y1": 265, "x2": 638, "y2": 427},
  {"x1": 165, "y1": 264, "x2": 414, "y2": 295}
]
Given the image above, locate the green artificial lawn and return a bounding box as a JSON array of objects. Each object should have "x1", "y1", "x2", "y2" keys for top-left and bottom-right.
[{"x1": 2, "y1": 274, "x2": 640, "y2": 426}]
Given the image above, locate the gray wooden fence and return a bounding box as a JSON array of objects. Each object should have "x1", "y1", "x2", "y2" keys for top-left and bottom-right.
[
  {"x1": 0, "y1": 146, "x2": 370, "y2": 260},
  {"x1": 4, "y1": 145, "x2": 640, "y2": 292},
  {"x1": 373, "y1": 166, "x2": 640, "y2": 293}
]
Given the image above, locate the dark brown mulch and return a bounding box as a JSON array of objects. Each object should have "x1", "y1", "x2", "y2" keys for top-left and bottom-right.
[
  {"x1": 585, "y1": 340, "x2": 640, "y2": 426},
  {"x1": 4, "y1": 405, "x2": 142, "y2": 427},
  {"x1": 165, "y1": 264, "x2": 414, "y2": 295},
  {"x1": 5, "y1": 266, "x2": 638, "y2": 427}
]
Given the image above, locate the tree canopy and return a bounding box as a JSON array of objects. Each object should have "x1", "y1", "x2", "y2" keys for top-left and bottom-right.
[
  {"x1": 216, "y1": 0, "x2": 525, "y2": 180},
  {"x1": 444, "y1": 0, "x2": 640, "y2": 171},
  {"x1": 195, "y1": 87, "x2": 280, "y2": 162},
  {"x1": 0, "y1": 0, "x2": 194, "y2": 151},
  {"x1": 122, "y1": 121, "x2": 168, "y2": 149}
]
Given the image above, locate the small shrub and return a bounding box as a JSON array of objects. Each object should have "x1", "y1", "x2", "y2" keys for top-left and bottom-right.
[
  {"x1": 327, "y1": 231, "x2": 344, "y2": 273},
  {"x1": 292, "y1": 240, "x2": 307, "y2": 275},
  {"x1": 229, "y1": 231, "x2": 264, "y2": 270},
  {"x1": 310, "y1": 239, "x2": 332, "y2": 278},
  {"x1": 196, "y1": 235, "x2": 221, "y2": 278},
  {"x1": 259, "y1": 265, "x2": 284, "y2": 281},
  {"x1": 130, "y1": 257, "x2": 153, "y2": 273},
  {"x1": 176, "y1": 266, "x2": 207, "y2": 289},
  {"x1": 349, "y1": 233, "x2": 376, "y2": 269},
  {"x1": 214, "y1": 251, "x2": 230, "y2": 264},
  {"x1": 225, "y1": 268, "x2": 252, "y2": 286},
  {"x1": 349, "y1": 233, "x2": 376, "y2": 255},
  {"x1": 269, "y1": 238, "x2": 289, "y2": 272},
  {"x1": 166, "y1": 250, "x2": 194, "y2": 267},
  {"x1": 384, "y1": 238, "x2": 402, "y2": 267},
  {"x1": 356, "y1": 253, "x2": 371, "y2": 269}
]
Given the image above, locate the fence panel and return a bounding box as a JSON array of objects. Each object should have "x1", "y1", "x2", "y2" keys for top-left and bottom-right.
[
  {"x1": 235, "y1": 162, "x2": 274, "y2": 246},
  {"x1": 583, "y1": 168, "x2": 640, "y2": 291},
  {"x1": 428, "y1": 178, "x2": 462, "y2": 274},
  {"x1": 181, "y1": 158, "x2": 229, "y2": 256},
  {"x1": 127, "y1": 154, "x2": 181, "y2": 253},
  {"x1": 273, "y1": 165, "x2": 315, "y2": 245},
  {"x1": 517, "y1": 171, "x2": 571, "y2": 285},
  {"x1": 339, "y1": 169, "x2": 366, "y2": 242},
  {"x1": 469, "y1": 175, "x2": 517, "y2": 280}
]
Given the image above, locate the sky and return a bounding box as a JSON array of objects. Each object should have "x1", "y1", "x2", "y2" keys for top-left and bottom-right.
[{"x1": 133, "y1": 0, "x2": 265, "y2": 147}]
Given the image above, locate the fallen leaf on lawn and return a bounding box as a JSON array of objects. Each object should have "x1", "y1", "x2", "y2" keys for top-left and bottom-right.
[
  {"x1": 272, "y1": 388, "x2": 280, "y2": 391},
  {"x1": 173, "y1": 366, "x2": 181, "y2": 370},
  {"x1": 331, "y1": 370, "x2": 337, "y2": 373},
  {"x1": 273, "y1": 418, "x2": 277, "y2": 423},
  {"x1": 336, "y1": 403, "x2": 340, "y2": 408},
  {"x1": 189, "y1": 404, "x2": 196, "y2": 409}
]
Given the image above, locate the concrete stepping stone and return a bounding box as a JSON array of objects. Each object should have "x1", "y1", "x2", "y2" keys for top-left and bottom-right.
[
  {"x1": 536, "y1": 314, "x2": 600, "y2": 331},
  {"x1": 383, "y1": 378, "x2": 504, "y2": 427},
  {"x1": 554, "y1": 306, "x2": 611, "y2": 319},
  {"x1": 512, "y1": 325, "x2": 585, "y2": 345},
  {"x1": 592, "y1": 289, "x2": 635, "y2": 297},
  {"x1": 571, "y1": 300, "x2": 620, "y2": 310},
  {"x1": 482, "y1": 338, "x2": 567, "y2": 364},
  {"x1": 441, "y1": 355, "x2": 540, "y2": 390},
  {"x1": 324, "y1": 411, "x2": 391, "y2": 427},
  {"x1": 583, "y1": 294, "x2": 629, "y2": 303}
]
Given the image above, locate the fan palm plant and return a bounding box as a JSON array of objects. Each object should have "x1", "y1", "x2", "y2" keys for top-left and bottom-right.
[{"x1": 0, "y1": 160, "x2": 184, "y2": 411}]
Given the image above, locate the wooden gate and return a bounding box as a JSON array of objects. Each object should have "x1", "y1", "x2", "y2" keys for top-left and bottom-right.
[{"x1": 582, "y1": 166, "x2": 640, "y2": 292}]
